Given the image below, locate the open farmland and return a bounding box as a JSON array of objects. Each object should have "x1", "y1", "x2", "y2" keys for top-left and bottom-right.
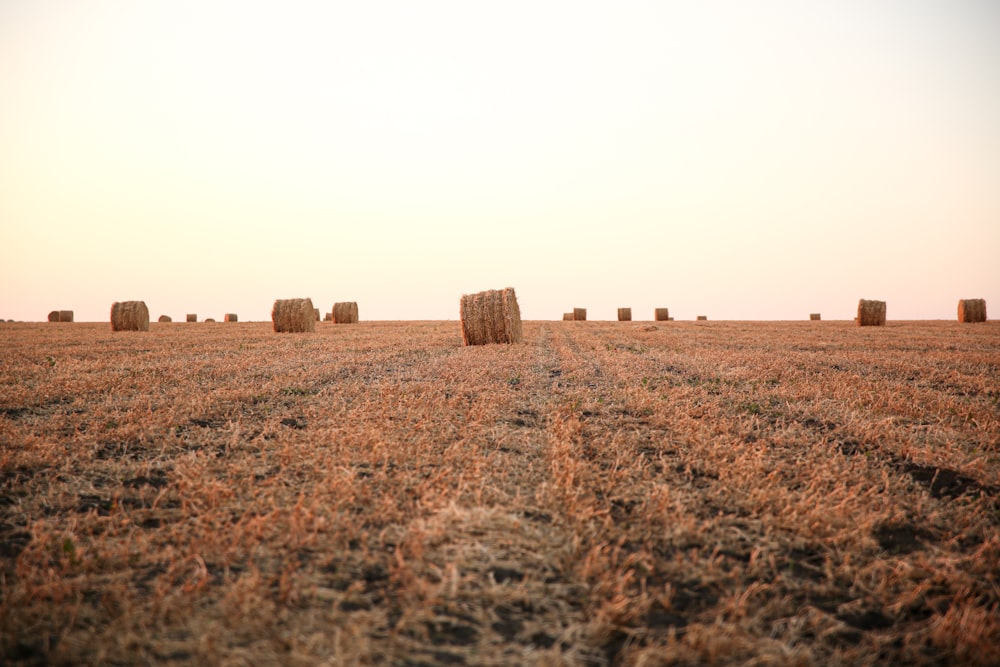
[{"x1": 1, "y1": 320, "x2": 998, "y2": 666}]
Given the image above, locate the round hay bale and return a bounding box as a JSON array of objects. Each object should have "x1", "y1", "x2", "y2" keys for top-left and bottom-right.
[
  {"x1": 323, "y1": 312, "x2": 333, "y2": 322},
  {"x1": 573, "y1": 308, "x2": 587, "y2": 321},
  {"x1": 204, "y1": 318, "x2": 216, "y2": 323},
  {"x1": 857, "y1": 299, "x2": 886, "y2": 326},
  {"x1": 224, "y1": 313, "x2": 238, "y2": 322},
  {"x1": 47, "y1": 311, "x2": 59, "y2": 322},
  {"x1": 617, "y1": 308, "x2": 632, "y2": 322},
  {"x1": 314, "y1": 308, "x2": 321, "y2": 322},
  {"x1": 333, "y1": 302, "x2": 359, "y2": 324},
  {"x1": 158, "y1": 315, "x2": 172, "y2": 323},
  {"x1": 696, "y1": 315, "x2": 707, "y2": 321},
  {"x1": 59, "y1": 310, "x2": 73, "y2": 322},
  {"x1": 809, "y1": 313, "x2": 821, "y2": 321},
  {"x1": 460, "y1": 287, "x2": 522, "y2": 346},
  {"x1": 562, "y1": 312, "x2": 574, "y2": 321},
  {"x1": 272, "y1": 298, "x2": 316, "y2": 333},
  {"x1": 110, "y1": 301, "x2": 150, "y2": 332},
  {"x1": 186, "y1": 314, "x2": 197, "y2": 323},
  {"x1": 654, "y1": 308, "x2": 670, "y2": 322},
  {"x1": 958, "y1": 299, "x2": 986, "y2": 323}
]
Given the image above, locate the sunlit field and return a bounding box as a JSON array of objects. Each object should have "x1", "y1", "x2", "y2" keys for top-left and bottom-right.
[{"x1": 2, "y1": 319, "x2": 998, "y2": 666}]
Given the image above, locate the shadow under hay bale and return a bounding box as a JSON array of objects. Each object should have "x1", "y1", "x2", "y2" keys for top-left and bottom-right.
[
  {"x1": 958, "y1": 299, "x2": 986, "y2": 323},
  {"x1": 654, "y1": 308, "x2": 670, "y2": 322},
  {"x1": 333, "y1": 302, "x2": 359, "y2": 324},
  {"x1": 618, "y1": 308, "x2": 632, "y2": 321},
  {"x1": 460, "y1": 288, "x2": 522, "y2": 346},
  {"x1": 857, "y1": 299, "x2": 886, "y2": 326},
  {"x1": 273, "y1": 298, "x2": 316, "y2": 333},
  {"x1": 110, "y1": 301, "x2": 149, "y2": 332}
]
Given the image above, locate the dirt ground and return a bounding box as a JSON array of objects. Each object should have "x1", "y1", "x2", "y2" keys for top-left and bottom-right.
[{"x1": 1, "y1": 319, "x2": 998, "y2": 665}]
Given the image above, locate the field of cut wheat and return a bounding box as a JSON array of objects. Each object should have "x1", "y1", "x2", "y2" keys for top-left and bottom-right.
[{"x1": 1, "y1": 319, "x2": 998, "y2": 666}]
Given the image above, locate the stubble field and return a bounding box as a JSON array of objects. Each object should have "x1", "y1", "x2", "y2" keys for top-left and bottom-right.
[{"x1": 1, "y1": 319, "x2": 998, "y2": 666}]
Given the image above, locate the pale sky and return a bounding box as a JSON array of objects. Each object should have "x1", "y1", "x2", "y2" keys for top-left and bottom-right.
[{"x1": 2, "y1": 1, "x2": 998, "y2": 322}]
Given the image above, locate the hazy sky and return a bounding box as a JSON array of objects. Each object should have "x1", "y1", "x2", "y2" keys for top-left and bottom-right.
[{"x1": 2, "y1": 1, "x2": 998, "y2": 322}]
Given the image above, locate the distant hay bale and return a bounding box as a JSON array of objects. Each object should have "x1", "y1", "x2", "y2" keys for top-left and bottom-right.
[
  {"x1": 186, "y1": 314, "x2": 197, "y2": 323},
  {"x1": 314, "y1": 308, "x2": 321, "y2": 321},
  {"x1": 204, "y1": 318, "x2": 216, "y2": 323},
  {"x1": 333, "y1": 302, "x2": 359, "y2": 324},
  {"x1": 810, "y1": 313, "x2": 821, "y2": 321},
  {"x1": 573, "y1": 308, "x2": 587, "y2": 321},
  {"x1": 323, "y1": 312, "x2": 332, "y2": 322},
  {"x1": 460, "y1": 287, "x2": 522, "y2": 346},
  {"x1": 59, "y1": 310, "x2": 73, "y2": 322},
  {"x1": 654, "y1": 308, "x2": 670, "y2": 322},
  {"x1": 857, "y1": 299, "x2": 886, "y2": 326},
  {"x1": 272, "y1": 298, "x2": 316, "y2": 333},
  {"x1": 110, "y1": 301, "x2": 149, "y2": 332},
  {"x1": 562, "y1": 313, "x2": 574, "y2": 321},
  {"x1": 697, "y1": 315, "x2": 707, "y2": 321},
  {"x1": 47, "y1": 311, "x2": 59, "y2": 322},
  {"x1": 617, "y1": 308, "x2": 632, "y2": 322},
  {"x1": 958, "y1": 299, "x2": 986, "y2": 323},
  {"x1": 224, "y1": 313, "x2": 238, "y2": 322},
  {"x1": 158, "y1": 315, "x2": 172, "y2": 323}
]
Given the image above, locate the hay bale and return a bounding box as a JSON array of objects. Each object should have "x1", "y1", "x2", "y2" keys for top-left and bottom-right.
[
  {"x1": 460, "y1": 287, "x2": 522, "y2": 346},
  {"x1": 224, "y1": 313, "x2": 238, "y2": 322},
  {"x1": 958, "y1": 299, "x2": 986, "y2": 323},
  {"x1": 654, "y1": 308, "x2": 670, "y2": 322},
  {"x1": 47, "y1": 311, "x2": 59, "y2": 322},
  {"x1": 158, "y1": 315, "x2": 172, "y2": 323},
  {"x1": 617, "y1": 308, "x2": 632, "y2": 322},
  {"x1": 272, "y1": 298, "x2": 316, "y2": 333},
  {"x1": 857, "y1": 299, "x2": 886, "y2": 326},
  {"x1": 59, "y1": 310, "x2": 73, "y2": 322},
  {"x1": 573, "y1": 308, "x2": 587, "y2": 321},
  {"x1": 323, "y1": 312, "x2": 333, "y2": 322},
  {"x1": 333, "y1": 302, "x2": 359, "y2": 324},
  {"x1": 186, "y1": 314, "x2": 197, "y2": 323},
  {"x1": 314, "y1": 308, "x2": 321, "y2": 321},
  {"x1": 110, "y1": 301, "x2": 149, "y2": 332},
  {"x1": 696, "y1": 315, "x2": 707, "y2": 321},
  {"x1": 809, "y1": 313, "x2": 821, "y2": 321},
  {"x1": 562, "y1": 313, "x2": 574, "y2": 321},
  {"x1": 205, "y1": 318, "x2": 216, "y2": 323}
]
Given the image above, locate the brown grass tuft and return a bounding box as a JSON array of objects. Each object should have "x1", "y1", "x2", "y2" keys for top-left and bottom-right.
[
  {"x1": 333, "y1": 302, "x2": 359, "y2": 324},
  {"x1": 272, "y1": 298, "x2": 316, "y2": 333},
  {"x1": 573, "y1": 308, "x2": 587, "y2": 321},
  {"x1": 460, "y1": 287, "x2": 522, "y2": 345},
  {"x1": 110, "y1": 301, "x2": 150, "y2": 332},
  {"x1": 224, "y1": 313, "x2": 238, "y2": 323},
  {"x1": 654, "y1": 308, "x2": 670, "y2": 322},
  {"x1": 958, "y1": 299, "x2": 986, "y2": 323},
  {"x1": 857, "y1": 299, "x2": 886, "y2": 326},
  {"x1": 617, "y1": 308, "x2": 632, "y2": 322}
]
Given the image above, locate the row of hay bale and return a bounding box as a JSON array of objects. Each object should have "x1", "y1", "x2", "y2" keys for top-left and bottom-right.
[
  {"x1": 856, "y1": 298, "x2": 987, "y2": 326},
  {"x1": 272, "y1": 299, "x2": 360, "y2": 332}
]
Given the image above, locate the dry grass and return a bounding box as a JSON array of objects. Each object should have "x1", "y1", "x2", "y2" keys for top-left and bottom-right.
[
  {"x1": 858, "y1": 300, "x2": 887, "y2": 327},
  {"x1": 334, "y1": 302, "x2": 359, "y2": 324},
  {"x1": 958, "y1": 299, "x2": 986, "y2": 323},
  {"x1": 1, "y1": 319, "x2": 998, "y2": 665},
  {"x1": 460, "y1": 288, "x2": 523, "y2": 346},
  {"x1": 655, "y1": 308, "x2": 670, "y2": 322},
  {"x1": 110, "y1": 301, "x2": 149, "y2": 332},
  {"x1": 272, "y1": 299, "x2": 316, "y2": 333},
  {"x1": 617, "y1": 308, "x2": 632, "y2": 322}
]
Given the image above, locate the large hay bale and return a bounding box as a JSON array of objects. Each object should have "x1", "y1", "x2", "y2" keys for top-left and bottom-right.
[
  {"x1": 958, "y1": 299, "x2": 986, "y2": 323},
  {"x1": 654, "y1": 308, "x2": 670, "y2": 322},
  {"x1": 59, "y1": 310, "x2": 73, "y2": 322},
  {"x1": 333, "y1": 302, "x2": 359, "y2": 324},
  {"x1": 460, "y1": 287, "x2": 522, "y2": 346},
  {"x1": 573, "y1": 308, "x2": 587, "y2": 321},
  {"x1": 110, "y1": 301, "x2": 150, "y2": 332},
  {"x1": 224, "y1": 313, "x2": 238, "y2": 322},
  {"x1": 186, "y1": 314, "x2": 197, "y2": 323},
  {"x1": 562, "y1": 312, "x2": 574, "y2": 321},
  {"x1": 857, "y1": 299, "x2": 886, "y2": 326},
  {"x1": 618, "y1": 307, "x2": 632, "y2": 321},
  {"x1": 272, "y1": 298, "x2": 316, "y2": 333},
  {"x1": 47, "y1": 311, "x2": 59, "y2": 322},
  {"x1": 809, "y1": 313, "x2": 821, "y2": 321},
  {"x1": 158, "y1": 315, "x2": 172, "y2": 323}
]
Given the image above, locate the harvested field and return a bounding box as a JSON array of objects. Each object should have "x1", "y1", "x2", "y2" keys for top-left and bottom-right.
[{"x1": 1, "y1": 320, "x2": 998, "y2": 666}]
